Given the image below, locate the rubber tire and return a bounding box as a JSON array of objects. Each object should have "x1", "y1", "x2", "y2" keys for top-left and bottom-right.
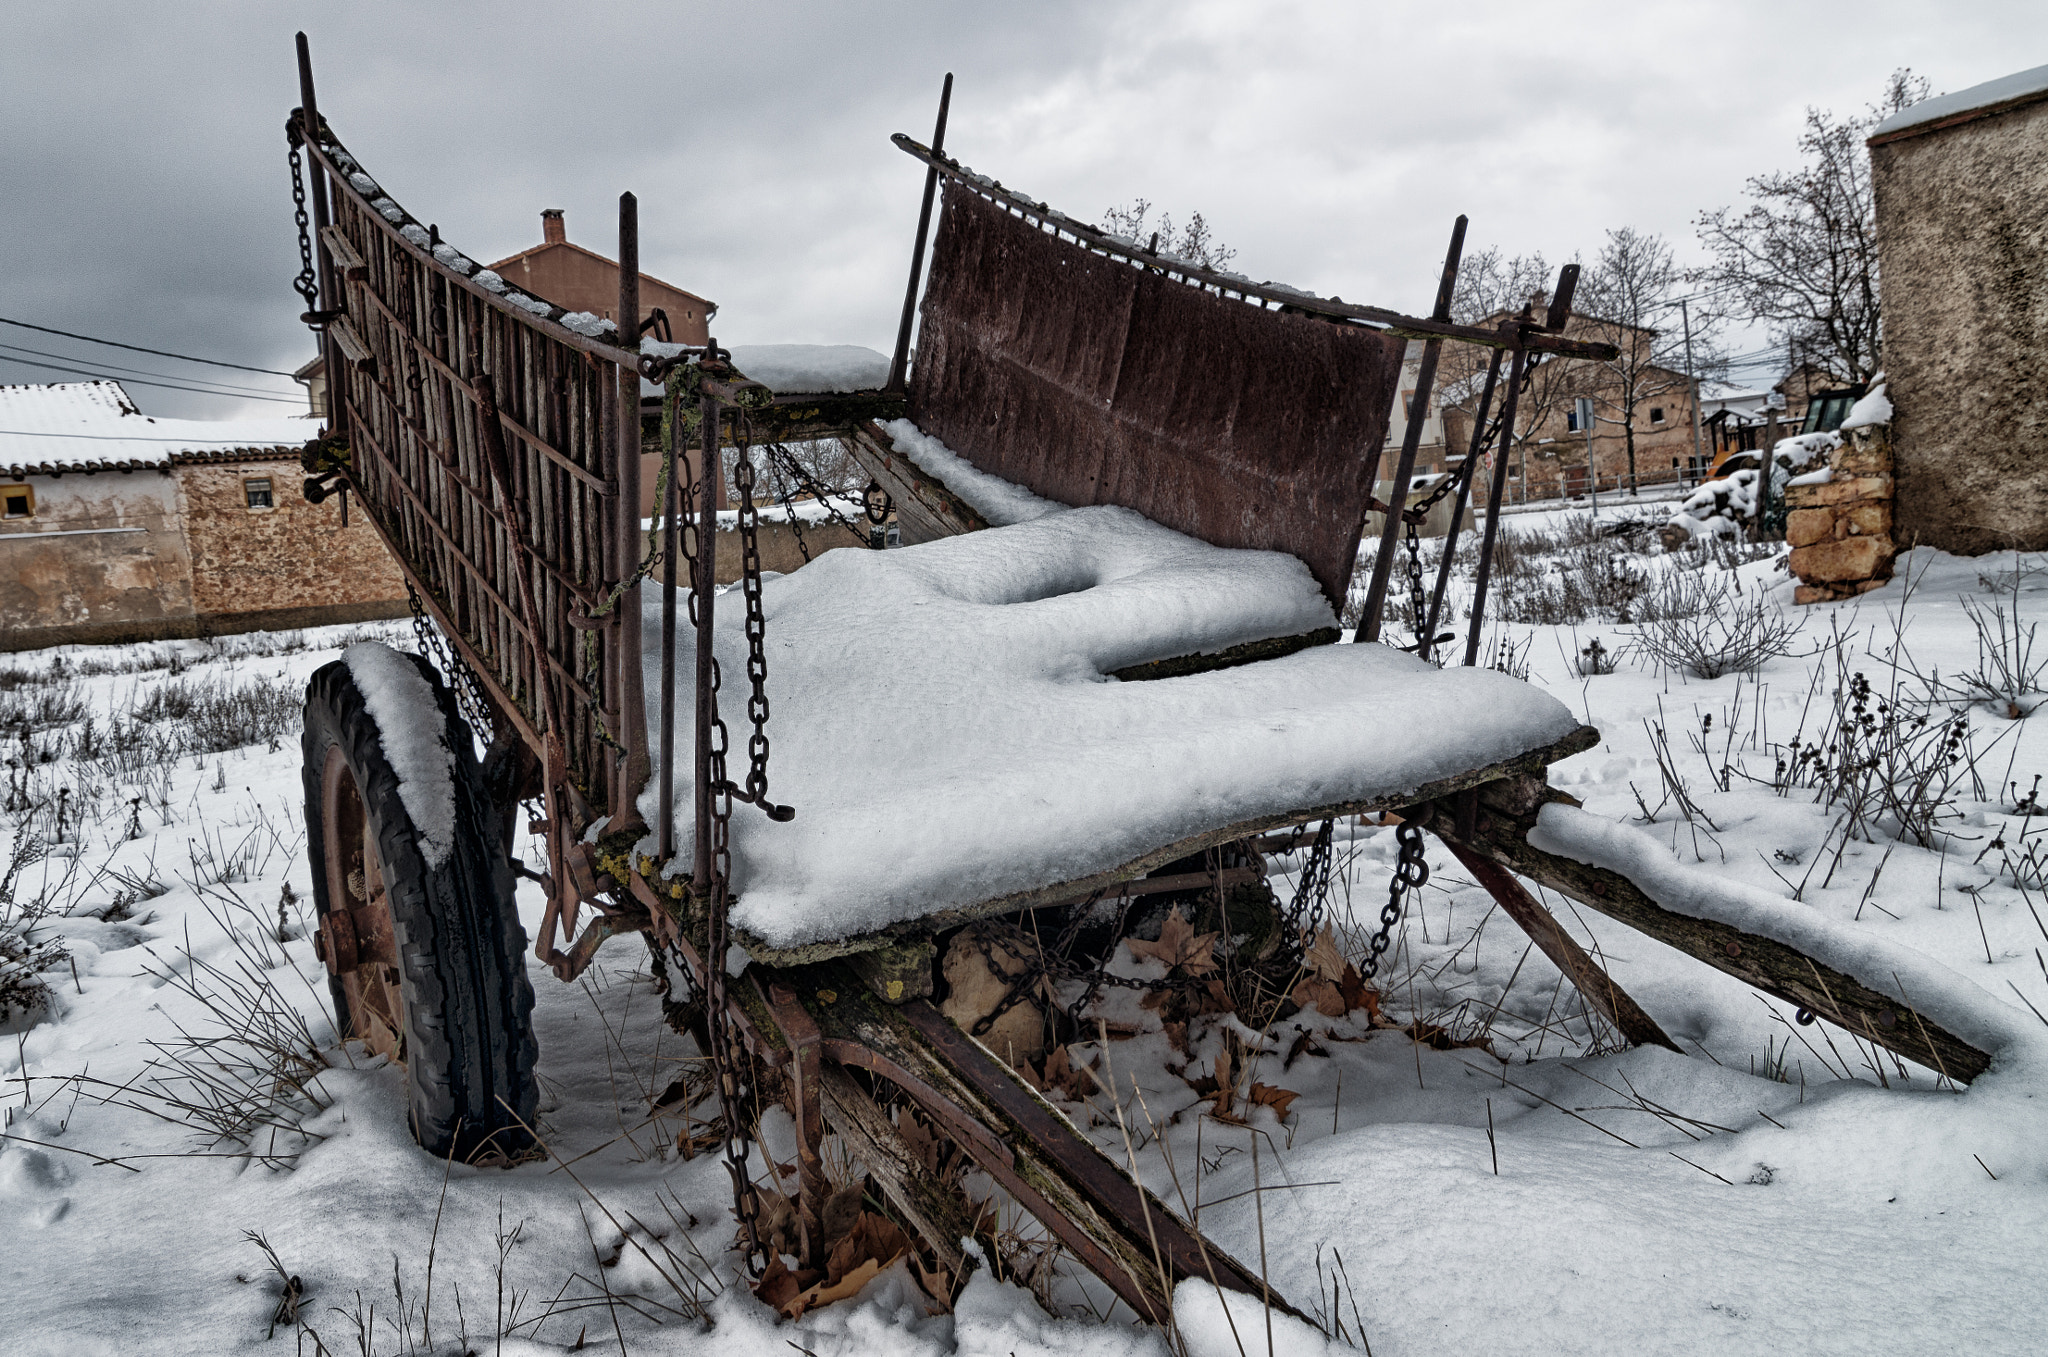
[{"x1": 302, "y1": 647, "x2": 539, "y2": 1160}]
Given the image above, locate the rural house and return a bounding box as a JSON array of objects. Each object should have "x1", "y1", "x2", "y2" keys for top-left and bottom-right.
[
  {"x1": 1868, "y1": 61, "x2": 2048, "y2": 553},
  {"x1": 0, "y1": 380, "x2": 406, "y2": 650}
]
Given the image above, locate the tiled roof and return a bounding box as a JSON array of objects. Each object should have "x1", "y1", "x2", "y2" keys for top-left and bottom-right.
[{"x1": 0, "y1": 381, "x2": 316, "y2": 477}]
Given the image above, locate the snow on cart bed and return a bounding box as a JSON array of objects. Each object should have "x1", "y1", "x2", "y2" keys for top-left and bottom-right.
[{"x1": 635, "y1": 503, "x2": 1583, "y2": 953}]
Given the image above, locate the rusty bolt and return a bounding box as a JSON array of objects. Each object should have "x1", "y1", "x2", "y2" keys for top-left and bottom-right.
[
  {"x1": 1724, "y1": 940, "x2": 1743, "y2": 958},
  {"x1": 1880, "y1": 1011, "x2": 1898, "y2": 1029}
]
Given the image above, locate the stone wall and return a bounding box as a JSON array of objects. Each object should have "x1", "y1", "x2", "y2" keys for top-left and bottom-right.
[
  {"x1": 1869, "y1": 96, "x2": 2048, "y2": 554},
  {"x1": 1785, "y1": 423, "x2": 1896, "y2": 604},
  {"x1": 174, "y1": 458, "x2": 408, "y2": 630},
  {"x1": 0, "y1": 471, "x2": 198, "y2": 650}
]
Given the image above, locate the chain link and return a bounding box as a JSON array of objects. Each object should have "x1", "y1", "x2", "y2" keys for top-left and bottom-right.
[
  {"x1": 761, "y1": 442, "x2": 874, "y2": 564},
  {"x1": 1361, "y1": 820, "x2": 1429, "y2": 980},
  {"x1": 285, "y1": 120, "x2": 319, "y2": 316},
  {"x1": 405, "y1": 579, "x2": 496, "y2": 742},
  {"x1": 731, "y1": 416, "x2": 774, "y2": 804}
]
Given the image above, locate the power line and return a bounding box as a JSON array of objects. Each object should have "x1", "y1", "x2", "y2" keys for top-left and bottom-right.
[
  {"x1": 0, "y1": 428, "x2": 309, "y2": 443},
  {"x1": 0, "y1": 316, "x2": 306, "y2": 378},
  {"x1": 0, "y1": 342, "x2": 298, "y2": 400},
  {"x1": 0, "y1": 353, "x2": 307, "y2": 404}
]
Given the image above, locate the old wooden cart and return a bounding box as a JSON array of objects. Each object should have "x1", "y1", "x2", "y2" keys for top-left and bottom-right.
[{"x1": 286, "y1": 38, "x2": 2002, "y2": 1327}]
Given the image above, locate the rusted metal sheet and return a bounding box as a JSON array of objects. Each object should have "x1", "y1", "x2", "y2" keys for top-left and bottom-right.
[{"x1": 909, "y1": 182, "x2": 1405, "y2": 610}]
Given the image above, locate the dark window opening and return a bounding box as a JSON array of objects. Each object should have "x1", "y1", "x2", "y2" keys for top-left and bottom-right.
[
  {"x1": 244, "y1": 477, "x2": 274, "y2": 509},
  {"x1": 1650, "y1": 407, "x2": 1666, "y2": 424},
  {"x1": 3, "y1": 489, "x2": 31, "y2": 519}
]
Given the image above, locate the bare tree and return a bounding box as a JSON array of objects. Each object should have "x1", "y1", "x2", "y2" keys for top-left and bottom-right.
[
  {"x1": 1450, "y1": 246, "x2": 1553, "y2": 327},
  {"x1": 1693, "y1": 69, "x2": 1929, "y2": 384},
  {"x1": 1578, "y1": 227, "x2": 1707, "y2": 494},
  {"x1": 1441, "y1": 247, "x2": 1583, "y2": 464},
  {"x1": 1102, "y1": 198, "x2": 1238, "y2": 270}
]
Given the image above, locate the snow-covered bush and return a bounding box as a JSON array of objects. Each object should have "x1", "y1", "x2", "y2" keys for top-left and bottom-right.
[
  {"x1": 0, "y1": 829, "x2": 64, "y2": 1028},
  {"x1": 1629, "y1": 573, "x2": 1805, "y2": 678},
  {"x1": 1666, "y1": 431, "x2": 1838, "y2": 539}
]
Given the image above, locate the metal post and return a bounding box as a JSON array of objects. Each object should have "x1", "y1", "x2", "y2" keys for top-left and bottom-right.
[
  {"x1": 1681, "y1": 297, "x2": 1703, "y2": 492},
  {"x1": 658, "y1": 385, "x2": 681, "y2": 862},
  {"x1": 1422, "y1": 346, "x2": 1504, "y2": 655},
  {"x1": 1464, "y1": 325, "x2": 1528, "y2": 667},
  {"x1": 615, "y1": 193, "x2": 649, "y2": 824},
  {"x1": 886, "y1": 74, "x2": 954, "y2": 394},
  {"x1": 1584, "y1": 399, "x2": 1598, "y2": 519},
  {"x1": 693, "y1": 381, "x2": 721, "y2": 892},
  {"x1": 294, "y1": 33, "x2": 338, "y2": 438},
  {"x1": 1358, "y1": 215, "x2": 1466, "y2": 643}
]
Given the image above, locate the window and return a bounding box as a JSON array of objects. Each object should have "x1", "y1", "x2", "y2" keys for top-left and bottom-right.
[
  {"x1": 3, "y1": 486, "x2": 31, "y2": 519},
  {"x1": 1650, "y1": 407, "x2": 1666, "y2": 424},
  {"x1": 1566, "y1": 409, "x2": 1581, "y2": 432},
  {"x1": 244, "y1": 477, "x2": 274, "y2": 509}
]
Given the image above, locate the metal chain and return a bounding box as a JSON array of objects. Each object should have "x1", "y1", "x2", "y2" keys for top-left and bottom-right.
[
  {"x1": 1289, "y1": 820, "x2": 1336, "y2": 942},
  {"x1": 761, "y1": 441, "x2": 872, "y2": 561},
  {"x1": 285, "y1": 123, "x2": 319, "y2": 315},
  {"x1": 405, "y1": 578, "x2": 496, "y2": 741},
  {"x1": 1361, "y1": 820, "x2": 1429, "y2": 980},
  {"x1": 731, "y1": 416, "x2": 774, "y2": 804}
]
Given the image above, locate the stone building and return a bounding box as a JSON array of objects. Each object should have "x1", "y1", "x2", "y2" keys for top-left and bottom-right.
[
  {"x1": 1440, "y1": 312, "x2": 1705, "y2": 502},
  {"x1": 1868, "y1": 62, "x2": 2048, "y2": 554},
  {"x1": 0, "y1": 381, "x2": 407, "y2": 651}
]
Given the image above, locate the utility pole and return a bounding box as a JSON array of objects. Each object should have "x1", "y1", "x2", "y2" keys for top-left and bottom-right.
[
  {"x1": 1577, "y1": 396, "x2": 1598, "y2": 518},
  {"x1": 1681, "y1": 297, "x2": 1703, "y2": 491}
]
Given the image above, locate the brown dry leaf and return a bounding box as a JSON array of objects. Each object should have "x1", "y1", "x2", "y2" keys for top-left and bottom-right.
[
  {"x1": 1303, "y1": 923, "x2": 1348, "y2": 982},
  {"x1": 1162, "y1": 1021, "x2": 1190, "y2": 1055},
  {"x1": 772, "y1": 1210, "x2": 910, "y2": 1320},
  {"x1": 1291, "y1": 976, "x2": 1349, "y2": 1018},
  {"x1": 753, "y1": 1253, "x2": 818, "y2": 1315},
  {"x1": 911, "y1": 1255, "x2": 956, "y2": 1313},
  {"x1": 1125, "y1": 906, "x2": 1219, "y2": 975},
  {"x1": 1338, "y1": 963, "x2": 1380, "y2": 1020},
  {"x1": 1282, "y1": 1028, "x2": 1327, "y2": 1070},
  {"x1": 1247, "y1": 1082, "x2": 1301, "y2": 1120},
  {"x1": 1405, "y1": 1019, "x2": 1495, "y2": 1054},
  {"x1": 1038, "y1": 1044, "x2": 1097, "y2": 1103}
]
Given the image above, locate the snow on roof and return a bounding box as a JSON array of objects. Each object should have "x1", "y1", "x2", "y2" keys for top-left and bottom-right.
[
  {"x1": 0, "y1": 382, "x2": 315, "y2": 477},
  {"x1": 636, "y1": 488, "x2": 1583, "y2": 952},
  {"x1": 726, "y1": 344, "x2": 891, "y2": 394},
  {"x1": 1870, "y1": 63, "x2": 2048, "y2": 141}
]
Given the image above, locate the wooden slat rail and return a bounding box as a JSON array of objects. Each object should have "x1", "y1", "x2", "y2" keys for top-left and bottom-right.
[{"x1": 315, "y1": 128, "x2": 625, "y2": 811}]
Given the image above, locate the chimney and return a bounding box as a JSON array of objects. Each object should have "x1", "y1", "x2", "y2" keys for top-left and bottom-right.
[{"x1": 541, "y1": 209, "x2": 565, "y2": 245}]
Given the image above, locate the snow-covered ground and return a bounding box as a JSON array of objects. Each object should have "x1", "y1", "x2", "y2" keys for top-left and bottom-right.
[{"x1": 3, "y1": 531, "x2": 2046, "y2": 1355}]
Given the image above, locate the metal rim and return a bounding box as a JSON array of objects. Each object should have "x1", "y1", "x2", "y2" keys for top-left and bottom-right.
[{"x1": 320, "y1": 743, "x2": 406, "y2": 1064}]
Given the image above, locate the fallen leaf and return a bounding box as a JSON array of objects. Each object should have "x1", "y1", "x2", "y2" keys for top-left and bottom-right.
[
  {"x1": 1303, "y1": 923, "x2": 1348, "y2": 982},
  {"x1": 767, "y1": 1210, "x2": 910, "y2": 1320},
  {"x1": 1247, "y1": 1082, "x2": 1300, "y2": 1120},
  {"x1": 1125, "y1": 905, "x2": 1219, "y2": 975},
  {"x1": 1282, "y1": 1028, "x2": 1327, "y2": 1070}
]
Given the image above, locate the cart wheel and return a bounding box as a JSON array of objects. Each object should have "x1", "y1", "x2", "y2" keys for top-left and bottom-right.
[{"x1": 302, "y1": 644, "x2": 538, "y2": 1161}]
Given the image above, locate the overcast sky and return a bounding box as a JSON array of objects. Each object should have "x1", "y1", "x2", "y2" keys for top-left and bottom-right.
[{"x1": 3, "y1": 1, "x2": 2043, "y2": 421}]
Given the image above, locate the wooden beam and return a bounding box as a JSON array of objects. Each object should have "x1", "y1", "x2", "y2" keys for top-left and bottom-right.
[
  {"x1": 1442, "y1": 839, "x2": 1679, "y2": 1052},
  {"x1": 840, "y1": 421, "x2": 989, "y2": 543},
  {"x1": 1428, "y1": 795, "x2": 1992, "y2": 1082},
  {"x1": 816, "y1": 1064, "x2": 975, "y2": 1282}
]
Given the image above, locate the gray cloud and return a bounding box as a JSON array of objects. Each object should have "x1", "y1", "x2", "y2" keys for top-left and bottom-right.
[{"x1": 3, "y1": 0, "x2": 2041, "y2": 418}]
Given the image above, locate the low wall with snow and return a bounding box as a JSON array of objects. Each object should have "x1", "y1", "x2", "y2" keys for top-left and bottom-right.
[{"x1": 1784, "y1": 419, "x2": 1897, "y2": 604}]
